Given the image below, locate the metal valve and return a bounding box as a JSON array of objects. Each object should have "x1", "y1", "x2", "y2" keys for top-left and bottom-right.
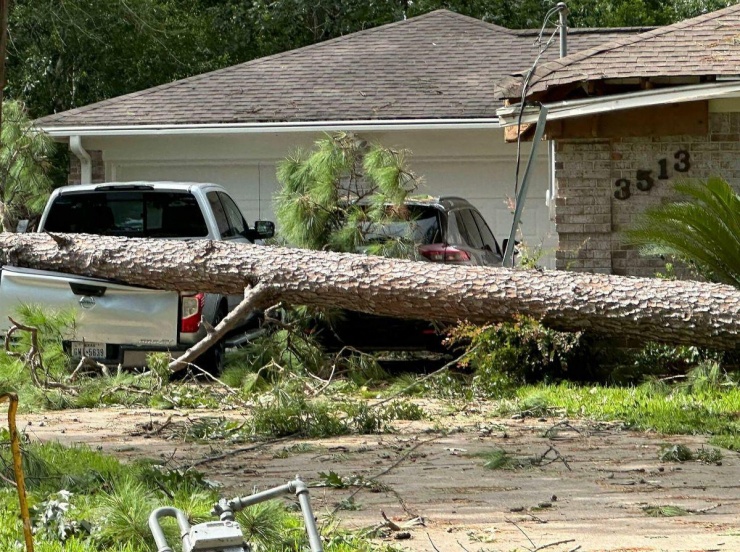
[{"x1": 149, "y1": 476, "x2": 323, "y2": 552}]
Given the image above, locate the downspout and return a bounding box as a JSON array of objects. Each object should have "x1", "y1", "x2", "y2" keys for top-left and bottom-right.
[{"x1": 69, "y1": 135, "x2": 92, "y2": 184}]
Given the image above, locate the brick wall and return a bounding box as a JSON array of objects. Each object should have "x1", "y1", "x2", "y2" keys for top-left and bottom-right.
[
  {"x1": 555, "y1": 112, "x2": 740, "y2": 277},
  {"x1": 68, "y1": 150, "x2": 105, "y2": 185}
]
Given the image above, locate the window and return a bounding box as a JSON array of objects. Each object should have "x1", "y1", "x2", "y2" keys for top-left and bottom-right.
[
  {"x1": 218, "y1": 192, "x2": 247, "y2": 236},
  {"x1": 456, "y1": 209, "x2": 483, "y2": 249},
  {"x1": 207, "y1": 191, "x2": 232, "y2": 238},
  {"x1": 472, "y1": 210, "x2": 500, "y2": 255},
  {"x1": 44, "y1": 191, "x2": 208, "y2": 238},
  {"x1": 362, "y1": 206, "x2": 442, "y2": 245}
]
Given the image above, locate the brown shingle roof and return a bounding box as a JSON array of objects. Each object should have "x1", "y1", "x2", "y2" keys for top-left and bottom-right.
[
  {"x1": 496, "y1": 3, "x2": 740, "y2": 100},
  {"x1": 36, "y1": 10, "x2": 649, "y2": 128}
]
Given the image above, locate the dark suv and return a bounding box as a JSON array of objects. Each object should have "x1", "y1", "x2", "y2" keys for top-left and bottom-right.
[
  {"x1": 363, "y1": 196, "x2": 504, "y2": 267},
  {"x1": 321, "y1": 196, "x2": 505, "y2": 351}
]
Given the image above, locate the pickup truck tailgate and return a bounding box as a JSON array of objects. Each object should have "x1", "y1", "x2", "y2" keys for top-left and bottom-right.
[{"x1": 0, "y1": 267, "x2": 179, "y2": 346}]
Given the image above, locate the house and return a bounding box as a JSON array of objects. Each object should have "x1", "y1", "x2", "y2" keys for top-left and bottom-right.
[
  {"x1": 35, "y1": 10, "x2": 644, "y2": 267},
  {"x1": 495, "y1": 3, "x2": 740, "y2": 277}
]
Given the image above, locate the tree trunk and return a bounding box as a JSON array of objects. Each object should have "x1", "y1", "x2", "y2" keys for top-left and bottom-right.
[{"x1": 0, "y1": 233, "x2": 738, "y2": 349}]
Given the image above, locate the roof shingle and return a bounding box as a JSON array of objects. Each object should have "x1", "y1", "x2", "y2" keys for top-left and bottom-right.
[
  {"x1": 36, "y1": 10, "x2": 647, "y2": 128},
  {"x1": 496, "y1": 3, "x2": 740, "y2": 100}
]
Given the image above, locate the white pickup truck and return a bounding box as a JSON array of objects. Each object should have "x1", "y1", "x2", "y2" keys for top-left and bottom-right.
[{"x1": 0, "y1": 182, "x2": 274, "y2": 372}]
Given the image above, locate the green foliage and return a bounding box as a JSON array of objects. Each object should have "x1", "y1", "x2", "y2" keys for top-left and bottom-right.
[
  {"x1": 275, "y1": 132, "x2": 418, "y2": 253},
  {"x1": 659, "y1": 443, "x2": 722, "y2": 463},
  {"x1": 475, "y1": 448, "x2": 524, "y2": 470},
  {"x1": 695, "y1": 446, "x2": 723, "y2": 464},
  {"x1": 31, "y1": 490, "x2": 91, "y2": 543},
  {"x1": 252, "y1": 396, "x2": 348, "y2": 438},
  {"x1": 5, "y1": 304, "x2": 75, "y2": 380},
  {"x1": 251, "y1": 392, "x2": 426, "y2": 438},
  {"x1": 509, "y1": 382, "x2": 740, "y2": 438},
  {"x1": 341, "y1": 351, "x2": 388, "y2": 387},
  {"x1": 8, "y1": 0, "x2": 228, "y2": 118},
  {"x1": 92, "y1": 478, "x2": 157, "y2": 549},
  {"x1": 379, "y1": 400, "x2": 426, "y2": 421},
  {"x1": 184, "y1": 417, "x2": 251, "y2": 443},
  {"x1": 316, "y1": 470, "x2": 382, "y2": 492},
  {"x1": 658, "y1": 443, "x2": 694, "y2": 462},
  {"x1": 137, "y1": 464, "x2": 220, "y2": 495},
  {"x1": 626, "y1": 177, "x2": 740, "y2": 288},
  {"x1": 0, "y1": 440, "x2": 123, "y2": 495},
  {"x1": 0, "y1": 101, "x2": 55, "y2": 230},
  {"x1": 0, "y1": 437, "x2": 364, "y2": 552},
  {"x1": 629, "y1": 343, "x2": 705, "y2": 379},
  {"x1": 642, "y1": 504, "x2": 689, "y2": 517},
  {"x1": 236, "y1": 500, "x2": 306, "y2": 551},
  {"x1": 709, "y1": 434, "x2": 740, "y2": 451},
  {"x1": 447, "y1": 318, "x2": 596, "y2": 395}
]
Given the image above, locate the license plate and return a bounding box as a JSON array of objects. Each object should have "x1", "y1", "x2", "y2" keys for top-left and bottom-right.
[{"x1": 71, "y1": 341, "x2": 107, "y2": 359}]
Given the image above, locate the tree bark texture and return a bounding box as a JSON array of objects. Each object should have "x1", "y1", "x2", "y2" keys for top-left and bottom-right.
[{"x1": 0, "y1": 233, "x2": 738, "y2": 349}]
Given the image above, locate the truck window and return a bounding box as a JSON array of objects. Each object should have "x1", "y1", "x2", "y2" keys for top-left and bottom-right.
[
  {"x1": 44, "y1": 191, "x2": 208, "y2": 238},
  {"x1": 207, "y1": 192, "x2": 234, "y2": 238},
  {"x1": 218, "y1": 192, "x2": 247, "y2": 236}
]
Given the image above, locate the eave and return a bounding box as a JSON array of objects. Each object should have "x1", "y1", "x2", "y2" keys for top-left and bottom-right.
[
  {"x1": 496, "y1": 80, "x2": 740, "y2": 127},
  {"x1": 39, "y1": 118, "x2": 502, "y2": 139}
]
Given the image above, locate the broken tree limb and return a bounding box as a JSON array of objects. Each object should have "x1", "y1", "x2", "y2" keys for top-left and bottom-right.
[
  {"x1": 0, "y1": 233, "x2": 738, "y2": 349},
  {"x1": 169, "y1": 283, "x2": 268, "y2": 372}
]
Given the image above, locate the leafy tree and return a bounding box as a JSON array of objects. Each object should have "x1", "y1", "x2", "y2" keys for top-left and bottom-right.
[
  {"x1": 274, "y1": 132, "x2": 420, "y2": 256},
  {"x1": 626, "y1": 177, "x2": 740, "y2": 288},
  {"x1": 7, "y1": 0, "x2": 737, "y2": 120},
  {"x1": 0, "y1": 100, "x2": 55, "y2": 231},
  {"x1": 6, "y1": 0, "x2": 227, "y2": 118}
]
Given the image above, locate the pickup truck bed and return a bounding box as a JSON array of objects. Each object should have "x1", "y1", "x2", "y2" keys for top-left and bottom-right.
[
  {"x1": 0, "y1": 266, "x2": 180, "y2": 365},
  {"x1": 1, "y1": 181, "x2": 273, "y2": 371}
]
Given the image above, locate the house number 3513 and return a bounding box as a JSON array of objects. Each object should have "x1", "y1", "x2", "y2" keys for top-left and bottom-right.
[{"x1": 614, "y1": 149, "x2": 690, "y2": 200}]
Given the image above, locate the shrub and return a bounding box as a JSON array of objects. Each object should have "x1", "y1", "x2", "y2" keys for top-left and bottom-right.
[{"x1": 447, "y1": 317, "x2": 596, "y2": 395}]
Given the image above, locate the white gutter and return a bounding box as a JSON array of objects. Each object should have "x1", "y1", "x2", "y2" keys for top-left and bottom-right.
[
  {"x1": 69, "y1": 135, "x2": 92, "y2": 184},
  {"x1": 496, "y1": 80, "x2": 740, "y2": 126},
  {"x1": 40, "y1": 118, "x2": 501, "y2": 138}
]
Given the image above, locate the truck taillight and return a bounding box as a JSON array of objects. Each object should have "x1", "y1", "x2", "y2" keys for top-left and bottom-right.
[
  {"x1": 418, "y1": 244, "x2": 471, "y2": 263},
  {"x1": 181, "y1": 293, "x2": 204, "y2": 333}
]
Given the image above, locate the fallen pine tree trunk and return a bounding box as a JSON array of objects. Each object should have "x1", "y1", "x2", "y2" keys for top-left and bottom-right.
[{"x1": 0, "y1": 233, "x2": 738, "y2": 354}]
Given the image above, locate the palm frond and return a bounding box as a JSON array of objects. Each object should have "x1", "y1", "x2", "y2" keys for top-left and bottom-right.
[{"x1": 625, "y1": 177, "x2": 740, "y2": 288}]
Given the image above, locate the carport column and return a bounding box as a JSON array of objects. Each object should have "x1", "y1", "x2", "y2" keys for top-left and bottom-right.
[{"x1": 554, "y1": 139, "x2": 613, "y2": 273}]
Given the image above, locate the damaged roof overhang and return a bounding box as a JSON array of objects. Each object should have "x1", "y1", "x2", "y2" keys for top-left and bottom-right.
[{"x1": 496, "y1": 79, "x2": 740, "y2": 127}]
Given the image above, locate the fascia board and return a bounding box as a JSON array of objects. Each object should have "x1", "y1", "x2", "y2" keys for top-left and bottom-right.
[{"x1": 496, "y1": 81, "x2": 740, "y2": 126}]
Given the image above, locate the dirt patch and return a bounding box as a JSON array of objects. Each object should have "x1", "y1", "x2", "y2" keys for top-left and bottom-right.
[{"x1": 18, "y1": 403, "x2": 740, "y2": 552}]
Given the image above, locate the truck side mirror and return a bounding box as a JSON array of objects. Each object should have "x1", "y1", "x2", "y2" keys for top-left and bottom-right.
[{"x1": 254, "y1": 220, "x2": 275, "y2": 239}]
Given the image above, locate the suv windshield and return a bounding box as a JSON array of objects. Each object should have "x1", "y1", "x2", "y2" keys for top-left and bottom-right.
[
  {"x1": 362, "y1": 205, "x2": 442, "y2": 244},
  {"x1": 44, "y1": 191, "x2": 209, "y2": 238}
]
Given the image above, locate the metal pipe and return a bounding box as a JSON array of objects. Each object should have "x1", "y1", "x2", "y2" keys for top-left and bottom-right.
[
  {"x1": 557, "y1": 2, "x2": 568, "y2": 58},
  {"x1": 502, "y1": 106, "x2": 549, "y2": 267},
  {"x1": 69, "y1": 135, "x2": 92, "y2": 184},
  {"x1": 148, "y1": 506, "x2": 193, "y2": 552},
  {"x1": 293, "y1": 479, "x2": 324, "y2": 552},
  {"x1": 217, "y1": 477, "x2": 323, "y2": 552},
  {"x1": 219, "y1": 482, "x2": 294, "y2": 520}
]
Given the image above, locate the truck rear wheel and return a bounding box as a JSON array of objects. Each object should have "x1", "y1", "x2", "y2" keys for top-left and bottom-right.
[{"x1": 196, "y1": 307, "x2": 226, "y2": 375}]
